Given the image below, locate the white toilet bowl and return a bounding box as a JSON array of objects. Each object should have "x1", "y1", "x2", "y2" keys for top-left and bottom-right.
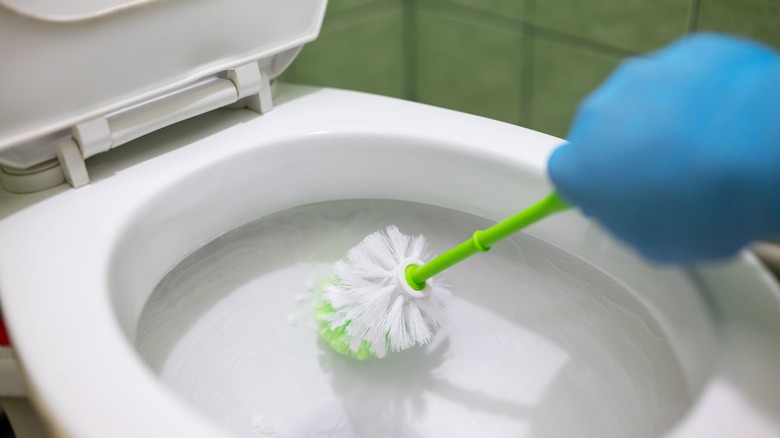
[
  {"x1": 2, "y1": 0, "x2": 780, "y2": 436},
  {"x1": 0, "y1": 86, "x2": 779, "y2": 437}
]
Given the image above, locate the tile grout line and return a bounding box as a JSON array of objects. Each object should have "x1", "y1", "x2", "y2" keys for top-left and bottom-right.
[
  {"x1": 687, "y1": 0, "x2": 702, "y2": 32},
  {"x1": 531, "y1": 26, "x2": 637, "y2": 58},
  {"x1": 323, "y1": 0, "x2": 404, "y2": 32},
  {"x1": 520, "y1": 0, "x2": 535, "y2": 127},
  {"x1": 416, "y1": 0, "x2": 524, "y2": 34},
  {"x1": 403, "y1": 0, "x2": 418, "y2": 101}
]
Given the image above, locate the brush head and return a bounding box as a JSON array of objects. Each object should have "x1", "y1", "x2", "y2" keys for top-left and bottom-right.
[{"x1": 316, "y1": 225, "x2": 452, "y2": 359}]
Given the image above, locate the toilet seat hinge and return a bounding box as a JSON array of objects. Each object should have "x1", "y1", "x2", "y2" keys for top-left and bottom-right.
[{"x1": 225, "y1": 63, "x2": 273, "y2": 114}]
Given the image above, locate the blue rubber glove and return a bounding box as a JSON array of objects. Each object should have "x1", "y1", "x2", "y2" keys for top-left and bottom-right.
[{"x1": 548, "y1": 33, "x2": 780, "y2": 263}]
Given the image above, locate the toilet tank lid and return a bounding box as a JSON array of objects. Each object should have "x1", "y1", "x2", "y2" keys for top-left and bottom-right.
[{"x1": 0, "y1": 0, "x2": 327, "y2": 154}]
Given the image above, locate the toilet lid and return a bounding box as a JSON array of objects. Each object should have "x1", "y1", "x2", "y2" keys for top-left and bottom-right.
[{"x1": 0, "y1": 0, "x2": 326, "y2": 155}]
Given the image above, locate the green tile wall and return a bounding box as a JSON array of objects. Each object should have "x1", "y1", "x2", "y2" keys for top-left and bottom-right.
[
  {"x1": 284, "y1": 5, "x2": 406, "y2": 98},
  {"x1": 530, "y1": 39, "x2": 622, "y2": 136},
  {"x1": 436, "y1": 0, "x2": 525, "y2": 20},
  {"x1": 283, "y1": 0, "x2": 780, "y2": 138},
  {"x1": 531, "y1": 0, "x2": 691, "y2": 53},
  {"x1": 325, "y1": 0, "x2": 385, "y2": 16},
  {"x1": 697, "y1": 0, "x2": 780, "y2": 48},
  {"x1": 415, "y1": 9, "x2": 524, "y2": 124}
]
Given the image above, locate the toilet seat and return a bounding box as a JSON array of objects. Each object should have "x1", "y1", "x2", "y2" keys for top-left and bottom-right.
[
  {"x1": 0, "y1": 0, "x2": 326, "y2": 192},
  {"x1": 0, "y1": 86, "x2": 779, "y2": 437}
]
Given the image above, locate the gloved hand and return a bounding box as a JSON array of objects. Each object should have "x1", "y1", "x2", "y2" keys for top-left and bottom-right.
[{"x1": 548, "y1": 33, "x2": 780, "y2": 263}]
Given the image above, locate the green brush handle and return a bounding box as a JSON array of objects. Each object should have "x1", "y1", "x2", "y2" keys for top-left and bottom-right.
[{"x1": 405, "y1": 192, "x2": 571, "y2": 290}]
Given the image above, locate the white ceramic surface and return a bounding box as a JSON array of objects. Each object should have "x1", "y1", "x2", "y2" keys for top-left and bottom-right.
[
  {"x1": 0, "y1": 86, "x2": 778, "y2": 437},
  {"x1": 137, "y1": 199, "x2": 690, "y2": 437}
]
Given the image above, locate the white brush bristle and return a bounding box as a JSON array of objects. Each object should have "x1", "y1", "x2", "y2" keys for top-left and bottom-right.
[{"x1": 322, "y1": 225, "x2": 452, "y2": 358}]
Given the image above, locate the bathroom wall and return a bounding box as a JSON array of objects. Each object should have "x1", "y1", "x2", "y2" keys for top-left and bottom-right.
[{"x1": 282, "y1": 0, "x2": 780, "y2": 139}]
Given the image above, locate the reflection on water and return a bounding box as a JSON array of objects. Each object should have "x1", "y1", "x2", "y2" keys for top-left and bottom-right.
[{"x1": 136, "y1": 200, "x2": 689, "y2": 438}]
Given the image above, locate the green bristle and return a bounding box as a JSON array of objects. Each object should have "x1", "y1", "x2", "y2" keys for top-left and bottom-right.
[{"x1": 315, "y1": 281, "x2": 375, "y2": 360}]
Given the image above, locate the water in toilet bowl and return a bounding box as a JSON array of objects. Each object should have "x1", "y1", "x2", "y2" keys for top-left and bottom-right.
[{"x1": 136, "y1": 200, "x2": 690, "y2": 438}]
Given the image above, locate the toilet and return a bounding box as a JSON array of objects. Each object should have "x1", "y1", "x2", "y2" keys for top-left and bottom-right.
[{"x1": 2, "y1": 1, "x2": 780, "y2": 437}]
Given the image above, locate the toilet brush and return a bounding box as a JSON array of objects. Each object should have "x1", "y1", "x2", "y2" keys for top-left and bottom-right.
[{"x1": 316, "y1": 192, "x2": 571, "y2": 359}]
